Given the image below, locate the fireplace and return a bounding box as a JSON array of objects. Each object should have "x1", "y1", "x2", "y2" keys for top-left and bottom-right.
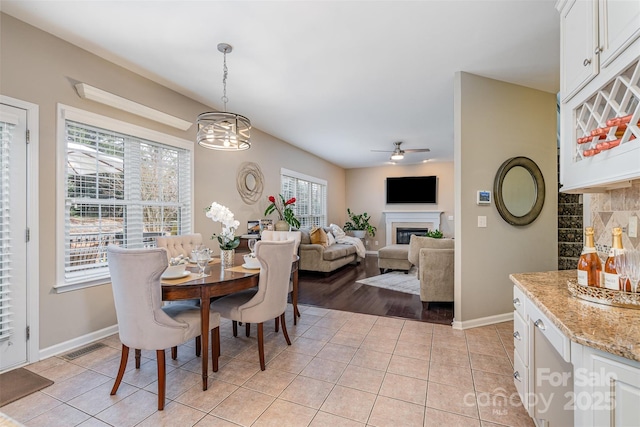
[
  {"x1": 396, "y1": 227, "x2": 429, "y2": 244},
  {"x1": 383, "y1": 211, "x2": 442, "y2": 245}
]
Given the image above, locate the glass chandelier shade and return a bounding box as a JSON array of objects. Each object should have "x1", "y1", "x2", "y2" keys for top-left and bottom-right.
[
  {"x1": 197, "y1": 43, "x2": 251, "y2": 151},
  {"x1": 197, "y1": 111, "x2": 251, "y2": 150}
]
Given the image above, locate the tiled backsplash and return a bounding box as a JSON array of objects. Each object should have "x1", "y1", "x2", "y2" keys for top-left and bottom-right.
[{"x1": 590, "y1": 179, "x2": 640, "y2": 255}]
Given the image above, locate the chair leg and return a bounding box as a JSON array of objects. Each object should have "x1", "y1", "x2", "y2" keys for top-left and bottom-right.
[
  {"x1": 212, "y1": 327, "x2": 220, "y2": 373},
  {"x1": 171, "y1": 346, "x2": 177, "y2": 360},
  {"x1": 110, "y1": 344, "x2": 129, "y2": 395},
  {"x1": 156, "y1": 349, "x2": 166, "y2": 410},
  {"x1": 280, "y1": 313, "x2": 292, "y2": 346},
  {"x1": 195, "y1": 336, "x2": 201, "y2": 357},
  {"x1": 245, "y1": 323, "x2": 251, "y2": 337},
  {"x1": 257, "y1": 323, "x2": 265, "y2": 371},
  {"x1": 135, "y1": 349, "x2": 141, "y2": 369},
  {"x1": 275, "y1": 316, "x2": 280, "y2": 333},
  {"x1": 232, "y1": 320, "x2": 238, "y2": 337}
]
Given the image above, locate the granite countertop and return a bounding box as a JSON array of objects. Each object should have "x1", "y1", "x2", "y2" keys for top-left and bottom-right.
[{"x1": 510, "y1": 270, "x2": 640, "y2": 362}]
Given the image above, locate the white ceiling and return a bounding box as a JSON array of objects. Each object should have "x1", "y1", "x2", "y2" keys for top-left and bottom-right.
[{"x1": 1, "y1": 0, "x2": 560, "y2": 168}]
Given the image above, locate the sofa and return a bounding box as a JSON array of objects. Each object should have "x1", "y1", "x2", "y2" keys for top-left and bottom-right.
[
  {"x1": 298, "y1": 227, "x2": 360, "y2": 273},
  {"x1": 407, "y1": 235, "x2": 454, "y2": 306}
]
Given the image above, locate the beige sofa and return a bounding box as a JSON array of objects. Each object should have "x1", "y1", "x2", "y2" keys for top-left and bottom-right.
[
  {"x1": 408, "y1": 235, "x2": 454, "y2": 306},
  {"x1": 298, "y1": 227, "x2": 359, "y2": 273}
]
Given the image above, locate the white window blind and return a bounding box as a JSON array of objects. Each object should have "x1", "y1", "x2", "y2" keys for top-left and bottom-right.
[
  {"x1": 59, "y1": 106, "x2": 193, "y2": 289},
  {"x1": 281, "y1": 168, "x2": 327, "y2": 228},
  {"x1": 0, "y1": 118, "x2": 16, "y2": 339}
]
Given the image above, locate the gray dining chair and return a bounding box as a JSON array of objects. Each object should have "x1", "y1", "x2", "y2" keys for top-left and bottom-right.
[
  {"x1": 211, "y1": 240, "x2": 295, "y2": 370},
  {"x1": 107, "y1": 246, "x2": 221, "y2": 410},
  {"x1": 156, "y1": 233, "x2": 203, "y2": 262},
  {"x1": 259, "y1": 230, "x2": 302, "y2": 326}
]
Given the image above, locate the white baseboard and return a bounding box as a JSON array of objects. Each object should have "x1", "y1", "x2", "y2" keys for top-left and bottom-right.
[
  {"x1": 452, "y1": 312, "x2": 513, "y2": 330},
  {"x1": 39, "y1": 324, "x2": 119, "y2": 360}
]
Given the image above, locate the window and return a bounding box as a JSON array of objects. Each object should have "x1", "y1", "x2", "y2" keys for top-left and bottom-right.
[
  {"x1": 56, "y1": 105, "x2": 193, "y2": 291},
  {"x1": 281, "y1": 168, "x2": 327, "y2": 228},
  {"x1": 0, "y1": 114, "x2": 16, "y2": 340}
]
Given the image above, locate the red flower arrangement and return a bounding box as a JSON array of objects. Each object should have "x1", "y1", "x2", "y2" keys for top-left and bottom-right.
[{"x1": 264, "y1": 194, "x2": 300, "y2": 229}]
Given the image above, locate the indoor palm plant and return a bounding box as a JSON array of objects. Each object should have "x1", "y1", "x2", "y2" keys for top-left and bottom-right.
[{"x1": 343, "y1": 208, "x2": 377, "y2": 238}]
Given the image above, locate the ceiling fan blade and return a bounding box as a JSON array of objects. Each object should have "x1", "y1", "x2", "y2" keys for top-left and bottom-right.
[
  {"x1": 403, "y1": 148, "x2": 431, "y2": 153},
  {"x1": 370, "y1": 149, "x2": 393, "y2": 153}
]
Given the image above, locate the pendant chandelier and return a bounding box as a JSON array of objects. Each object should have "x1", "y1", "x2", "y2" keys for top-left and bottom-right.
[{"x1": 197, "y1": 43, "x2": 251, "y2": 151}]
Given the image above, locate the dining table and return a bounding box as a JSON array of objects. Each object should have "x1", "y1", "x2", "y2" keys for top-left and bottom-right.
[{"x1": 161, "y1": 251, "x2": 299, "y2": 390}]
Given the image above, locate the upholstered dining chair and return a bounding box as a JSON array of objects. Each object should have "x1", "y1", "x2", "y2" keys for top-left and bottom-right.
[
  {"x1": 211, "y1": 240, "x2": 295, "y2": 370},
  {"x1": 155, "y1": 233, "x2": 203, "y2": 355},
  {"x1": 156, "y1": 233, "x2": 203, "y2": 262},
  {"x1": 259, "y1": 230, "x2": 302, "y2": 325},
  {"x1": 107, "y1": 246, "x2": 221, "y2": 410}
]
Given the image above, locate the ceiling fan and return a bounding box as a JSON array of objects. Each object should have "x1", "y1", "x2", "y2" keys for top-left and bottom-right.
[{"x1": 371, "y1": 141, "x2": 430, "y2": 161}]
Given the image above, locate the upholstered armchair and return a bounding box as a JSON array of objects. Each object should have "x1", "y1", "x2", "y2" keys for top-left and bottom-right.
[{"x1": 408, "y1": 235, "x2": 454, "y2": 307}]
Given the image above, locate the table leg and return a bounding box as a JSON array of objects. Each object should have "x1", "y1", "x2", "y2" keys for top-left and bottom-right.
[
  {"x1": 200, "y1": 294, "x2": 210, "y2": 391},
  {"x1": 292, "y1": 269, "x2": 300, "y2": 324}
]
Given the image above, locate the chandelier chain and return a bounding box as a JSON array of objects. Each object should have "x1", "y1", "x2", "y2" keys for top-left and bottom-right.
[{"x1": 221, "y1": 49, "x2": 229, "y2": 110}]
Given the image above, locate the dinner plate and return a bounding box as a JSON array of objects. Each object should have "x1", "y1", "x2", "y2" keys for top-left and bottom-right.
[
  {"x1": 242, "y1": 263, "x2": 261, "y2": 270},
  {"x1": 162, "y1": 270, "x2": 190, "y2": 279}
]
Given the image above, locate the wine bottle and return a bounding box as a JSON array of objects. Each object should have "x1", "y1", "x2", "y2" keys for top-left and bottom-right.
[
  {"x1": 577, "y1": 227, "x2": 602, "y2": 287},
  {"x1": 603, "y1": 227, "x2": 624, "y2": 290}
]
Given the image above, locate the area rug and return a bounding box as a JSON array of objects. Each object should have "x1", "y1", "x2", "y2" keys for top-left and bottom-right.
[
  {"x1": 356, "y1": 268, "x2": 420, "y2": 296},
  {"x1": 0, "y1": 368, "x2": 53, "y2": 407}
]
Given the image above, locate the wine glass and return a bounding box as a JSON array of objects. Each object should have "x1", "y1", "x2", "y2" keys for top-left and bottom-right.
[
  {"x1": 627, "y1": 250, "x2": 640, "y2": 293},
  {"x1": 247, "y1": 238, "x2": 257, "y2": 255},
  {"x1": 196, "y1": 248, "x2": 210, "y2": 277},
  {"x1": 615, "y1": 250, "x2": 628, "y2": 291}
]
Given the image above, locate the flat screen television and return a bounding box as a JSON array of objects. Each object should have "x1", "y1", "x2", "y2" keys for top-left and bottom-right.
[{"x1": 386, "y1": 176, "x2": 437, "y2": 204}]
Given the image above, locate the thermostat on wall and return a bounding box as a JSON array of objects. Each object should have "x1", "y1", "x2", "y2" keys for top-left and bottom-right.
[{"x1": 477, "y1": 190, "x2": 491, "y2": 205}]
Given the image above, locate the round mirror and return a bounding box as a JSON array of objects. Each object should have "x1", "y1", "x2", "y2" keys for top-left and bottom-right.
[{"x1": 494, "y1": 157, "x2": 545, "y2": 226}]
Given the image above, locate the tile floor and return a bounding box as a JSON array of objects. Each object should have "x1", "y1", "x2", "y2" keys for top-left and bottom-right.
[{"x1": 1, "y1": 305, "x2": 533, "y2": 427}]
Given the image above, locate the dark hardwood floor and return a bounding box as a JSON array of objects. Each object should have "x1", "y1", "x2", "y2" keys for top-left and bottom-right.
[{"x1": 297, "y1": 255, "x2": 454, "y2": 325}]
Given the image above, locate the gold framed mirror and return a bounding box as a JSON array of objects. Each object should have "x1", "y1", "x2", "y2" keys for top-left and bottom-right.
[{"x1": 493, "y1": 156, "x2": 545, "y2": 226}]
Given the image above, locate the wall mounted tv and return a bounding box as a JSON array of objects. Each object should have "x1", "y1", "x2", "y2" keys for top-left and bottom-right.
[{"x1": 386, "y1": 176, "x2": 437, "y2": 204}]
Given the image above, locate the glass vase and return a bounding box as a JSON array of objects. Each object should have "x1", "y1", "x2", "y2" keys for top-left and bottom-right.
[{"x1": 220, "y1": 249, "x2": 235, "y2": 267}]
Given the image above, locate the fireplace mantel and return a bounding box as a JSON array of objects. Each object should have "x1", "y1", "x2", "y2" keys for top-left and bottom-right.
[{"x1": 383, "y1": 211, "x2": 442, "y2": 246}]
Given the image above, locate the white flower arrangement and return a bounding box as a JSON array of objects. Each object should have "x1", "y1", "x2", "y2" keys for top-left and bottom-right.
[{"x1": 206, "y1": 202, "x2": 240, "y2": 250}]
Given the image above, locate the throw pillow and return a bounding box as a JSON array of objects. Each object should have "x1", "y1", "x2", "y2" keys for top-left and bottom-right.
[
  {"x1": 329, "y1": 223, "x2": 346, "y2": 239},
  {"x1": 326, "y1": 231, "x2": 336, "y2": 246},
  {"x1": 310, "y1": 226, "x2": 328, "y2": 247}
]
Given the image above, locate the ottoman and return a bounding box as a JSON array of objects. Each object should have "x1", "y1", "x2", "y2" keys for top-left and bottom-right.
[{"x1": 377, "y1": 244, "x2": 412, "y2": 274}]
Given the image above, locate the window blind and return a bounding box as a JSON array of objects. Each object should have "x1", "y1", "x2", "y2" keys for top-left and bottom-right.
[
  {"x1": 0, "y1": 118, "x2": 16, "y2": 339},
  {"x1": 281, "y1": 169, "x2": 327, "y2": 228},
  {"x1": 64, "y1": 120, "x2": 192, "y2": 285}
]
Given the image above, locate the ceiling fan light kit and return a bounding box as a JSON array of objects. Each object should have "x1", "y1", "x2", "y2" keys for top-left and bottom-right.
[
  {"x1": 197, "y1": 43, "x2": 252, "y2": 151},
  {"x1": 372, "y1": 141, "x2": 430, "y2": 163}
]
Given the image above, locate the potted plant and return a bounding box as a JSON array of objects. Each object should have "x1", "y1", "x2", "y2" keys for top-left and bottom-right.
[{"x1": 343, "y1": 208, "x2": 377, "y2": 238}]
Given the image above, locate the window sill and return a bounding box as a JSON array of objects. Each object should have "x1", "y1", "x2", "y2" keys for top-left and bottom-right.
[{"x1": 54, "y1": 278, "x2": 111, "y2": 293}]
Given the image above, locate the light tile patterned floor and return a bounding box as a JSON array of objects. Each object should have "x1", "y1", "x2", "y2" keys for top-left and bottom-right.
[{"x1": 1, "y1": 305, "x2": 533, "y2": 426}]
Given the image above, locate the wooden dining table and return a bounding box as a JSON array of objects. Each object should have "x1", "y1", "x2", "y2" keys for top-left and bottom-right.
[{"x1": 161, "y1": 251, "x2": 299, "y2": 390}]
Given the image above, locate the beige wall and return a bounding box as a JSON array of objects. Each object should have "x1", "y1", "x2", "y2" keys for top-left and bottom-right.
[
  {"x1": 1, "y1": 14, "x2": 345, "y2": 350},
  {"x1": 345, "y1": 162, "x2": 454, "y2": 251},
  {"x1": 454, "y1": 72, "x2": 558, "y2": 326}
]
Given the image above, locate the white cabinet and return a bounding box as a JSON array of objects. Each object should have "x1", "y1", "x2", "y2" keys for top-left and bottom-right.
[
  {"x1": 598, "y1": 0, "x2": 640, "y2": 67},
  {"x1": 512, "y1": 286, "x2": 530, "y2": 414},
  {"x1": 557, "y1": 0, "x2": 640, "y2": 193},
  {"x1": 559, "y1": 0, "x2": 599, "y2": 102},
  {"x1": 572, "y1": 343, "x2": 640, "y2": 426}
]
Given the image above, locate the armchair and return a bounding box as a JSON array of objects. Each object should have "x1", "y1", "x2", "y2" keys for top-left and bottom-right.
[{"x1": 408, "y1": 235, "x2": 454, "y2": 307}]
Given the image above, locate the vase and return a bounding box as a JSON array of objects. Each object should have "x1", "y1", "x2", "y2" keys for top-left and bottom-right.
[
  {"x1": 351, "y1": 230, "x2": 366, "y2": 239},
  {"x1": 220, "y1": 249, "x2": 235, "y2": 267},
  {"x1": 275, "y1": 220, "x2": 289, "y2": 231}
]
